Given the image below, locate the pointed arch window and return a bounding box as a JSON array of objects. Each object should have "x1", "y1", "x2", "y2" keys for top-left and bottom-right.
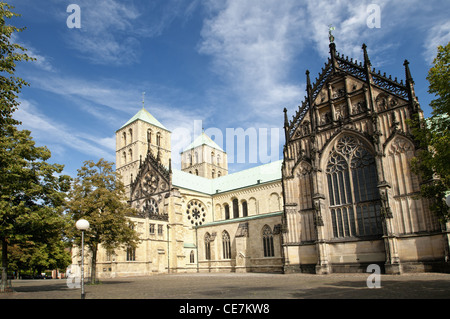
[
  {"x1": 262, "y1": 225, "x2": 274, "y2": 257},
  {"x1": 222, "y1": 231, "x2": 231, "y2": 259},
  {"x1": 326, "y1": 135, "x2": 382, "y2": 238},
  {"x1": 204, "y1": 233, "x2": 211, "y2": 260},
  {"x1": 190, "y1": 250, "x2": 195, "y2": 264}
]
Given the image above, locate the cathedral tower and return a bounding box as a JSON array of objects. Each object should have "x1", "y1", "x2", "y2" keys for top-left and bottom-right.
[
  {"x1": 180, "y1": 132, "x2": 228, "y2": 178},
  {"x1": 116, "y1": 104, "x2": 171, "y2": 197}
]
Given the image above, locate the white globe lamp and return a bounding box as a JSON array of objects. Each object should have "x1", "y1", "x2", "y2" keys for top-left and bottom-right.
[{"x1": 76, "y1": 218, "x2": 89, "y2": 299}]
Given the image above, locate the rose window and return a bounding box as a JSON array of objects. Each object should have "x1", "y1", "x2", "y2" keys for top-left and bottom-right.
[{"x1": 186, "y1": 200, "x2": 206, "y2": 226}]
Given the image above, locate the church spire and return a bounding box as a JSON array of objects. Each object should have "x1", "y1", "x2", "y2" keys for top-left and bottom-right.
[
  {"x1": 403, "y1": 59, "x2": 418, "y2": 112},
  {"x1": 283, "y1": 107, "x2": 289, "y2": 143},
  {"x1": 404, "y1": 60, "x2": 414, "y2": 85},
  {"x1": 362, "y1": 43, "x2": 371, "y2": 68},
  {"x1": 328, "y1": 26, "x2": 337, "y2": 73},
  {"x1": 362, "y1": 43, "x2": 373, "y2": 84}
]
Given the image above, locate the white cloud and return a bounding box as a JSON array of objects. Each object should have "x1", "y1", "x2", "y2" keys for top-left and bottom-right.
[
  {"x1": 423, "y1": 21, "x2": 450, "y2": 64},
  {"x1": 11, "y1": 33, "x2": 56, "y2": 72},
  {"x1": 15, "y1": 99, "x2": 115, "y2": 161},
  {"x1": 64, "y1": 0, "x2": 200, "y2": 65},
  {"x1": 199, "y1": 0, "x2": 305, "y2": 127},
  {"x1": 61, "y1": 0, "x2": 143, "y2": 65}
]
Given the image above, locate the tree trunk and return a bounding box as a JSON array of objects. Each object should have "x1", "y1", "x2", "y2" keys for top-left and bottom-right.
[
  {"x1": 1, "y1": 237, "x2": 8, "y2": 293},
  {"x1": 90, "y1": 245, "x2": 98, "y2": 284}
]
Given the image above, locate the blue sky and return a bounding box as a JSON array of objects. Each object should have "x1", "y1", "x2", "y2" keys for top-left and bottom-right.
[{"x1": 8, "y1": 0, "x2": 450, "y2": 178}]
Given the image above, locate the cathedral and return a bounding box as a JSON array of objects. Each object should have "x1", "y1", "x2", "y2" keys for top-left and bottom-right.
[{"x1": 74, "y1": 41, "x2": 450, "y2": 278}]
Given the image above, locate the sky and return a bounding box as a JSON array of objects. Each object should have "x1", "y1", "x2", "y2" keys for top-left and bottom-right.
[{"x1": 7, "y1": 0, "x2": 450, "y2": 178}]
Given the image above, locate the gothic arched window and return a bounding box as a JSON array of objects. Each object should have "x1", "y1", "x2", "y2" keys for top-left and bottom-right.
[
  {"x1": 222, "y1": 231, "x2": 231, "y2": 259},
  {"x1": 326, "y1": 135, "x2": 382, "y2": 238},
  {"x1": 262, "y1": 225, "x2": 274, "y2": 257},
  {"x1": 204, "y1": 233, "x2": 211, "y2": 260},
  {"x1": 190, "y1": 250, "x2": 195, "y2": 264}
]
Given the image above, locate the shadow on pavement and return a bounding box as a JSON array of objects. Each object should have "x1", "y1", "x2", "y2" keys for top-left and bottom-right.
[{"x1": 289, "y1": 279, "x2": 450, "y2": 299}]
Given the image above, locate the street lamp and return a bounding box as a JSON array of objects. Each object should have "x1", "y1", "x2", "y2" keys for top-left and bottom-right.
[{"x1": 76, "y1": 219, "x2": 89, "y2": 299}]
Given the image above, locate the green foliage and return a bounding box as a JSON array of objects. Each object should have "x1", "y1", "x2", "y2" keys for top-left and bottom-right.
[
  {"x1": 0, "y1": 2, "x2": 70, "y2": 290},
  {"x1": 66, "y1": 159, "x2": 141, "y2": 283},
  {"x1": 411, "y1": 42, "x2": 450, "y2": 222},
  {"x1": 0, "y1": 2, "x2": 34, "y2": 130},
  {"x1": 0, "y1": 126, "x2": 72, "y2": 288},
  {"x1": 427, "y1": 42, "x2": 450, "y2": 116}
]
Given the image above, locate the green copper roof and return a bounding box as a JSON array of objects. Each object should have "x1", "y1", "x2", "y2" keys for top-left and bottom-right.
[
  {"x1": 198, "y1": 211, "x2": 283, "y2": 228},
  {"x1": 172, "y1": 160, "x2": 282, "y2": 195},
  {"x1": 119, "y1": 107, "x2": 169, "y2": 131},
  {"x1": 183, "y1": 132, "x2": 224, "y2": 152}
]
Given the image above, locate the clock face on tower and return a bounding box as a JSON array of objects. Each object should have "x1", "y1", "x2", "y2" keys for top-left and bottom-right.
[{"x1": 186, "y1": 200, "x2": 206, "y2": 226}]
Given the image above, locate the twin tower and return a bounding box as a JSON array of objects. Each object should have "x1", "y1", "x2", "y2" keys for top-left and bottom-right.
[{"x1": 115, "y1": 106, "x2": 228, "y2": 195}]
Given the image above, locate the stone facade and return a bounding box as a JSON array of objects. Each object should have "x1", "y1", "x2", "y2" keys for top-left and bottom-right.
[
  {"x1": 282, "y1": 42, "x2": 450, "y2": 274},
  {"x1": 71, "y1": 41, "x2": 450, "y2": 278}
]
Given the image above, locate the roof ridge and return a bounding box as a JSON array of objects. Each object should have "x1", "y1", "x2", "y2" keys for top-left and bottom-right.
[
  {"x1": 182, "y1": 131, "x2": 224, "y2": 152},
  {"x1": 118, "y1": 107, "x2": 169, "y2": 131}
]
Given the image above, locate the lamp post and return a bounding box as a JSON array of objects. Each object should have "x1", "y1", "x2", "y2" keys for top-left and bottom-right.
[{"x1": 75, "y1": 219, "x2": 89, "y2": 299}]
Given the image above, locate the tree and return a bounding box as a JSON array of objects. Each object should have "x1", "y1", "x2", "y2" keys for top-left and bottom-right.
[
  {"x1": 411, "y1": 42, "x2": 450, "y2": 222},
  {"x1": 0, "y1": 126, "x2": 72, "y2": 291},
  {"x1": 0, "y1": 2, "x2": 34, "y2": 131},
  {"x1": 66, "y1": 159, "x2": 141, "y2": 284},
  {"x1": 0, "y1": 2, "x2": 71, "y2": 291}
]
